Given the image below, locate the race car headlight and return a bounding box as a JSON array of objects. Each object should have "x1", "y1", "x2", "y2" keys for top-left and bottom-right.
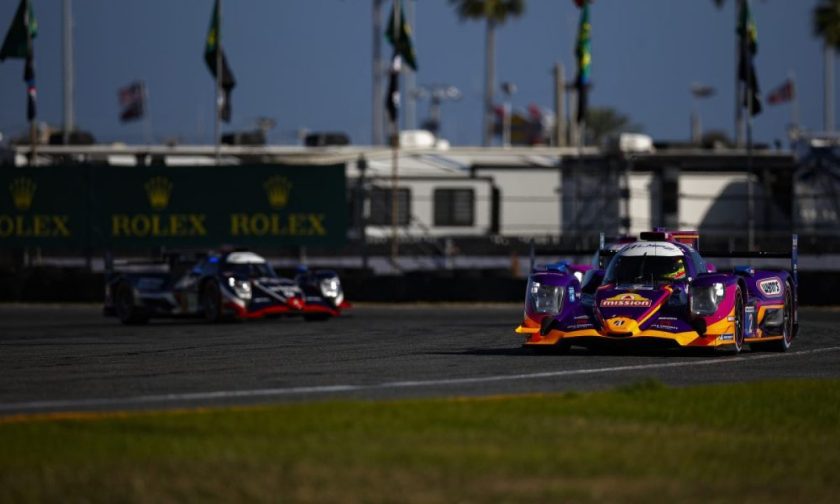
[
  {"x1": 690, "y1": 282, "x2": 725, "y2": 316},
  {"x1": 528, "y1": 281, "x2": 564, "y2": 314},
  {"x1": 320, "y1": 277, "x2": 344, "y2": 306},
  {"x1": 320, "y1": 277, "x2": 341, "y2": 298},
  {"x1": 228, "y1": 277, "x2": 252, "y2": 300}
]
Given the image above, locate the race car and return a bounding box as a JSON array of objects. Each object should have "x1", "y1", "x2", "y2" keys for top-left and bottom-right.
[
  {"x1": 516, "y1": 230, "x2": 798, "y2": 353},
  {"x1": 104, "y1": 250, "x2": 349, "y2": 324}
]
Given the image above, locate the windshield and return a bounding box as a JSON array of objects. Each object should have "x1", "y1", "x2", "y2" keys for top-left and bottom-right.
[
  {"x1": 222, "y1": 262, "x2": 277, "y2": 279},
  {"x1": 604, "y1": 254, "x2": 687, "y2": 286}
]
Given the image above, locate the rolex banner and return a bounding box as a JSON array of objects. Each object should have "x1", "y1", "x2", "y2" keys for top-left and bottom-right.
[
  {"x1": 0, "y1": 167, "x2": 86, "y2": 246},
  {"x1": 0, "y1": 165, "x2": 347, "y2": 248}
]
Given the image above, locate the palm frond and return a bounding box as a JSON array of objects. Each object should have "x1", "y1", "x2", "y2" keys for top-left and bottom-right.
[
  {"x1": 449, "y1": 0, "x2": 525, "y2": 24},
  {"x1": 815, "y1": 0, "x2": 840, "y2": 48}
]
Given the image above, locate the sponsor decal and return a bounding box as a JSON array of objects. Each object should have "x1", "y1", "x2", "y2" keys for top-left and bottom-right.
[
  {"x1": 719, "y1": 333, "x2": 734, "y2": 341},
  {"x1": 611, "y1": 319, "x2": 627, "y2": 327},
  {"x1": 651, "y1": 324, "x2": 679, "y2": 331},
  {"x1": 620, "y1": 241, "x2": 682, "y2": 257},
  {"x1": 2, "y1": 177, "x2": 72, "y2": 238},
  {"x1": 757, "y1": 277, "x2": 783, "y2": 297},
  {"x1": 9, "y1": 177, "x2": 36, "y2": 211},
  {"x1": 230, "y1": 213, "x2": 326, "y2": 237},
  {"x1": 600, "y1": 292, "x2": 652, "y2": 308},
  {"x1": 112, "y1": 177, "x2": 207, "y2": 238},
  {"x1": 263, "y1": 176, "x2": 292, "y2": 209},
  {"x1": 568, "y1": 286, "x2": 576, "y2": 303},
  {"x1": 745, "y1": 306, "x2": 755, "y2": 336},
  {"x1": 112, "y1": 214, "x2": 206, "y2": 237},
  {"x1": 565, "y1": 323, "x2": 594, "y2": 330},
  {"x1": 230, "y1": 177, "x2": 326, "y2": 237},
  {"x1": 145, "y1": 176, "x2": 173, "y2": 210}
]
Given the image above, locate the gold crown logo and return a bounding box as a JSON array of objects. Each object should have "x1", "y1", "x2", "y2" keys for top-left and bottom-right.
[
  {"x1": 144, "y1": 176, "x2": 173, "y2": 211},
  {"x1": 263, "y1": 176, "x2": 292, "y2": 209},
  {"x1": 9, "y1": 177, "x2": 36, "y2": 211}
]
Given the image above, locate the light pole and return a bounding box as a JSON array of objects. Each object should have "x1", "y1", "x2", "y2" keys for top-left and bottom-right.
[
  {"x1": 690, "y1": 82, "x2": 715, "y2": 145},
  {"x1": 62, "y1": 0, "x2": 75, "y2": 145},
  {"x1": 413, "y1": 84, "x2": 461, "y2": 137},
  {"x1": 501, "y1": 82, "x2": 517, "y2": 147}
]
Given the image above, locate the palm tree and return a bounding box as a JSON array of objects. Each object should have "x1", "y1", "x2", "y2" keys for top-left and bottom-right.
[
  {"x1": 584, "y1": 107, "x2": 642, "y2": 145},
  {"x1": 449, "y1": 0, "x2": 525, "y2": 146},
  {"x1": 815, "y1": 0, "x2": 840, "y2": 132}
]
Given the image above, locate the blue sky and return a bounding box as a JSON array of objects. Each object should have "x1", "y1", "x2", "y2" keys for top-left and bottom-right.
[{"x1": 0, "y1": 0, "x2": 829, "y2": 146}]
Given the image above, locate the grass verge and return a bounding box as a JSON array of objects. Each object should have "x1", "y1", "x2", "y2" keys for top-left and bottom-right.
[{"x1": 2, "y1": 379, "x2": 839, "y2": 503}]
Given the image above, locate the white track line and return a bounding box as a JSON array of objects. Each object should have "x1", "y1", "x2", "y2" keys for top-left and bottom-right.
[{"x1": 3, "y1": 346, "x2": 840, "y2": 414}]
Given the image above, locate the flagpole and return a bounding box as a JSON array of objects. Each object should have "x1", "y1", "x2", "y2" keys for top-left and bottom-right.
[
  {"x1": 789, "y1": 71, "x2": 800, "y2": 136},
  {"x1": 62, "y1": 0, "x2": 74, "y2": 145},
  {"x1": 744, "y1": 0, "x2": 755, "y2": 251},
  {"x1": 142, "y1": 81, "x2": 153, "y2": 145},
  {"x1": 735, "y1": 0, "x2": 745, "y2": 148},
  {"x1": 390, "y1": 0, "x2": 400, "y2": 266},
  {"x1": 215, "y1": 0, "x2": 222, "y2": 166},
  {"x1": 372, "y1": 0, "x2": 384, "y2": 146},
  {"x1": 26, "y1": 0, "x2": 35, "y2": 166},
  {"x1": 405, "y1": 0, "x2": 416, "y2": 130}
]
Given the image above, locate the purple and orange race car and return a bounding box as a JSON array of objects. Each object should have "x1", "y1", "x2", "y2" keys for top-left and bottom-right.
[{"x1": 516, "y1": 230, "x2": 798, "y2": 353}]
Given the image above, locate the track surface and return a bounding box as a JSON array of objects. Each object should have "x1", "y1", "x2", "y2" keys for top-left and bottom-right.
[{"x1": 1, "y1": 304, "x2": 839, "y2": 415}]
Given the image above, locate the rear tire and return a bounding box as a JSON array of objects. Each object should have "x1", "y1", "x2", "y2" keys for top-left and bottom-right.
[
  {"x1": 114, "y1": 283, "x2": 148, "y2": 325},
  {"x1": 201, "y1": 281, "x2": 223, "y2": 323}
]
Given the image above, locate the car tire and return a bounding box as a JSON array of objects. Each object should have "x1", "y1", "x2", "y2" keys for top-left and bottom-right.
[
  {"x1": 114, "y1": 283, "x2": 148, "y2": 325},
  {"x1": 201, "y1": 281, "x2": 223, "y2": 323},
  {"x1": 719, "y1": 288, "x2": 744, "y2": 355},
  {"x1": 754, "y1": 282, "x2": 793, "y2": 353}
]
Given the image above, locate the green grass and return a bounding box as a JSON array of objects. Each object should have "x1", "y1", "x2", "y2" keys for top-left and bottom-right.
[{"x1": 2, "y1": 380, "x2": 840, "y2": 503}]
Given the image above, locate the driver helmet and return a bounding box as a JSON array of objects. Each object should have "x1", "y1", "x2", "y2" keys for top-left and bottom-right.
[{"x1": 663, "y1": 258, "x2": 686, "y2": 280}]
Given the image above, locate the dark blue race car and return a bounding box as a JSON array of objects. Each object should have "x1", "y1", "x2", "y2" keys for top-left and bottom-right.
[{"x1": 104, "y1": 250, "x2": 350, "y2": 324}]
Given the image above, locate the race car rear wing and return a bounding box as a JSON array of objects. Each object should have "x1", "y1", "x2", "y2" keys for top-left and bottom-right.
[
  {"x1": 103, "y1": 250, "x2": 210, "y2": 275},
  {"x1": 699, "y1": 234, "x2": 799, "y2": 287}
]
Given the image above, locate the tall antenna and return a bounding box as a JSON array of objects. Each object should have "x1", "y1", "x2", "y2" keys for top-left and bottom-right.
[
  {"x1": 372, "y1": 0, "x2": 384, "y2": 145},
  {"x1": 62, "y1": 0, "x2": 74, "y2": 144}
]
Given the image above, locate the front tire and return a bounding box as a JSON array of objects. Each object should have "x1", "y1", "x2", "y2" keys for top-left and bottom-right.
[
  {"x1": 719, "y1": 288, "x2": 744, "y2": 355},
  {"x1": 114, "y1": 283, "x2": 148, "y2": 325},
  {"x1": 201, "y1": 281, "x2": 223, "y2": 323}
]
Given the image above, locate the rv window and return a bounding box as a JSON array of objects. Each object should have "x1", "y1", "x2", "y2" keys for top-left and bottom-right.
[
  {"x1": 369, "y1": 187, "x2": 411, "y2": 226},
  {"x1": 434, "y1": 188, "x2": 475, "y2": 226}
]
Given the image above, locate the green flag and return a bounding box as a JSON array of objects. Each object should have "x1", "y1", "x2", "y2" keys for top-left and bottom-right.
[
  {"x1": 0, "y1": 0, "x2": 37, "y2": 61},
  {"x1": 737, "y1": 0, "x2": 761, "y2": 116},
  {"x1": 574, "y1": 1, "x2": 591, "y2": 124},
  {"x1": 1, "y1": 0, "x2": 38, "y2": 121},
  {"x1": 204, "y1": 0, "x2": 236, "y2": 122},
  {"x1": 385, "y1": 0, "x2": 417, "y2": 71}
]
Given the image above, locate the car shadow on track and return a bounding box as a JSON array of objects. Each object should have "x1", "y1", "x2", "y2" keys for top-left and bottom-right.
[{"x1": 430, "y1": 345, "x2": 720, "y2": 359}]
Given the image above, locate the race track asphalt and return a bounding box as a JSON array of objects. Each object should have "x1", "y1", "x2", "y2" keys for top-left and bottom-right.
[{"x1": 1, "y1": 304, "x2": 839, "y2": 415}]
